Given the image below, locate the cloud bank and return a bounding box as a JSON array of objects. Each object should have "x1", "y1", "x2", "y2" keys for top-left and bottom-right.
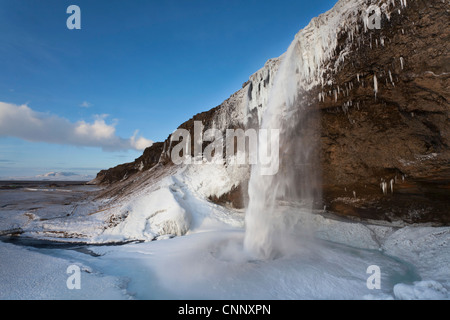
[{"x1": 0, "y1": 102, "x2": 153, "y2": 151}]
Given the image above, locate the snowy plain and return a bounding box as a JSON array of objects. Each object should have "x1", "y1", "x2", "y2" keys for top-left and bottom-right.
[{"x1": 0, "y1": 170, "x2": 448, "y2": 300}]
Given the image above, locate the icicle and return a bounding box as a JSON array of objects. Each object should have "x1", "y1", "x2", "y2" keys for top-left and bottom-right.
[
  {"x1": 319, "y1": 92, "x2": 326, "y2": 103},
  {"x1": 357, "y1": 73, "x2": 360, "y2": 82},
  {"x1": 390, "y1": 179, "x2": 395, "y2": 194},
  {"x1": 389, "y1": 70, "x2": 395, "y2": 87},
  {"x1": 374, "y1": 75, "x2": 378, "y2": 99},
  {"x1": 342, "y1": 101, "x2": 350, "y2": 114},
  {"x1": 380, "y1": 180, "x2": 388, "y2": 195},
  {"x1": 400, "y1": 57, "x2": 404, "y2": 70}
]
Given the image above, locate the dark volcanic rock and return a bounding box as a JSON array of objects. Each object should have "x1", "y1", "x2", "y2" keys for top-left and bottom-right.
[
  {"x1": 94, "y1": 142, "x2": 165, "y2": 185},
  {"x1": 316, "y1": 0, "x2": 449, "y2": 224}
]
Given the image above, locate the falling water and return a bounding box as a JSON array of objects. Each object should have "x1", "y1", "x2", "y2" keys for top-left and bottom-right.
[{"x1": 244, "y1": 35, "x2": 322, "y2": 260}]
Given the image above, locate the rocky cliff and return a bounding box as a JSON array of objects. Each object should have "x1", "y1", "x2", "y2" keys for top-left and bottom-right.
[
  {"x1": 318, "y1": 0, "x2": 449, "y2": 223},
  {"x1": 93, "y1": 0, "x2": 449, "y2": 225}
]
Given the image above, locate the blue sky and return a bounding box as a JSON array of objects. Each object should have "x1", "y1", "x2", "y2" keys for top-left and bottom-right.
[{"x1": 0, "y1": 0, "x2": 336, "y2": 178}]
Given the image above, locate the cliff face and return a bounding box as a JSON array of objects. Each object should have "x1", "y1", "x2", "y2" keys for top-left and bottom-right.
[
  {"x1": 94, "y1": 0, "x2": 449, "y2": 225},
  {"x1": 317, "y1": 0, "x2": 449, "y2": 223}
]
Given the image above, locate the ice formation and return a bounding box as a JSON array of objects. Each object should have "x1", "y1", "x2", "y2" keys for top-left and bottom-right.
[{"x1": 374, "y1": 74, "x2": 378, "y2": 98}]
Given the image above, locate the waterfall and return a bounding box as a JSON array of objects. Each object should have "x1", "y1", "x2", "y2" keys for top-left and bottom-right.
[
  {"x1": 242, "y1": 0, "x2": 395, "y2": 259},
  {"x1": 244, "y1": 36, "x2": 321, "y2": 259}
]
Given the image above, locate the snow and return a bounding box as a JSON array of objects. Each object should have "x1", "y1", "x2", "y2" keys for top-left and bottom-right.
[
  {"x1": 85, "y1": 230, "x2": 413, "y2": 300},
  {"x1": 1, "y1": 186, "x2": 449, "y2": 299},
  {"x1": 0, "y1": 158, "x2": 248, "y2": 244},
  {"x1": 0, "y1": 241, "x2": 129, "y2": 300},
  {"x1": 394, "y1": 281, "x2": 448, "y2": 300},
  {"x1": 0, "y1": 185, "x2": 107, "y2": 241},
  {"x1": 382, "y1": 226, "x2": 450, "y2": 285},
  {"x1": 91, "y1": 211, "x2": 449, "y2": 300},
  {"x1": 92, "y1": 163, "x2": 246, "y2": 243},
  {"x1": 98, "y1": 186, "x2": 191, "y2": 242},
  {"x1": 182, "y1": 160, "x2": 249, "y2": 200}
]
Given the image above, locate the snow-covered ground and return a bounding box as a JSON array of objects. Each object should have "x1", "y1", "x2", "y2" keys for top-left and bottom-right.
[
  {"x1": 0, "y1": 169, "x2": 448, "y2": 300},
  {"x1": 1, "y1": 219, "x2": 448, "y2": 300},
  {"x1": 0, "y1": 240, "x2": 130, "y2": 300}
]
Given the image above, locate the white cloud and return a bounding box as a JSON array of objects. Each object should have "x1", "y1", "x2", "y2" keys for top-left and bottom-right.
[
  {"x1": 0, "y1": 102, "x2": 153, "y2": 151},
  {"x1": 130, "y1": 130, "x2": 153, "y2": 151},
  {"x1": 80, "y1": 101, "x2": 92, "y2": 108}
]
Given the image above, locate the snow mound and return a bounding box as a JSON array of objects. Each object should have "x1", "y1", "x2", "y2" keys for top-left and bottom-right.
[
  {"x1": 99, "y1": 184, "x2": 191, "y2": 242},
  {"x1": 182, "y1": 161, "x2": 249, "y2": 199},
  {"x1": 96, "y1": 163, "x2": 246, "y2": 243},
  {"x1": 382, "y1": 226, "x2": 450, "y2": 282},
  {"x1": 394, "y1": 281, "x2": 449, "y2": 300}
]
